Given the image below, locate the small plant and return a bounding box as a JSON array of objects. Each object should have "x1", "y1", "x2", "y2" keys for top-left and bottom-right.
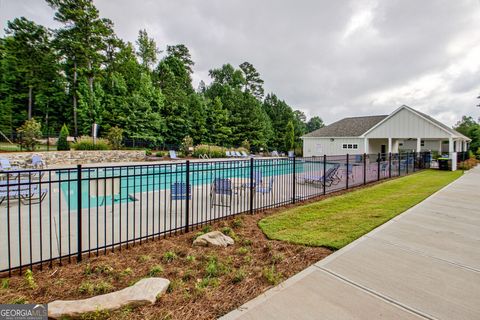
[
  {"x1": 148, "y1": 265, "x2": 164, "y2": 277},
  {"x1": 204, "y1": 256, "x2": 227, "y2": 278},
  {"x1": 57, "y1": 124, "x2": 70, "y2": 151},
  {"x1": 232, "y1": 269, "x2": 246, "y2": 284},
  {"x1": 202, "y1": 225, "x2": 212, "y2": 233},
  {"x1": 80, "y1": 308, "x2": 110, "y2": 320},
  {"x1": 10, "y1": 296, "x2": 28, "y2": 304},
  {"x1": 94, "y1": 264, "x2": 114, "y2": 275},
  {"x1": 155, "y1": 151, "x2": 166, "y2": 157},
  {"x1": 186, "y1": 255, "x2": 196, "y2": 263},
  {"x1": 1, "y1": 278, "x2": 9, "y2": 289},
  {"x1": 79, "y1": 281, "x2": 114, "y2": 295},
  {"x1": 196, "y1": 277, "x2": 219, "y2": 289},
  {"x1": 221, "y1": 226, "x2": 235, "y2": 238},
  {"x1": 237, "y1": 247, "x2": 249, "y2": 255},
  {"x1": 138, "y1": 255, "x2": 151, "y2": 263},
  {"x1": 163, "y1": 251, "x2": 178, "y2": 263},
  {"x1": 106, "y1": 126, "x2": 123, "y2": 150},
  {"x1": 16, "y1": 118, "x2": 42, "y2": 151},
  {"x1": 24, "y1": 269, "x2": 37, "y2": 289},
  {"x1": 271, "y1": 252, "x2": 285, "y2": 264},
  {"x1": 84, "y1": 263, "x2": 93, "y2": 275},
  {"x1": 122, "y1": 268, "x2": 133, "y2": 276},
  {"x1": 242, "y1": 238, "x2": 253, "y2": 246},
  {"x1": 232, "y1": 217, "x2": 243, "y2": 228},
  {"x1": 145, "y1": 149, "x2": 152, "y2": 156},
  {"x1": 167, "y1": 279, "x2": 184, "y2": 293},
  {"x1": 243, "y1": 255, "x2": 252, "y2": 264},
  {"x1": 262, "y1": 265, "x2": 283, "y2": 285},
  {"x1": 182, "y1": 269, "x2": 194, "y2": 281},
  {"x1": 241, "y1": 139, "x2": 251, "y2": 152}
]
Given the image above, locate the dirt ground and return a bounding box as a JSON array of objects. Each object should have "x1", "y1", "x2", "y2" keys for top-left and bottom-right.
[{"x1": 0, "y1": 204, "x2": 332, "y2": 319}]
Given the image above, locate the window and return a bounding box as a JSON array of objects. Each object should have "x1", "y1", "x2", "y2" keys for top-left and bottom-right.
[
  {"x1": 421, "y1": 140, "x2": 425, "y2": 147},
  {"x1": 342, "y1": 143, "x2": 358, "y2": 150}
]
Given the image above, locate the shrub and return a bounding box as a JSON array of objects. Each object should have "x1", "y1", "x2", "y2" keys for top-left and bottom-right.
[
  {"x1": 262, "y1": 265, "x2": 283, "y2": 285},
  {"x1": 237, "y1": 247, "x2": 249, "y2": 255},
  {"x1": 192, "y1": 144, "x2": 226, "y2": 158},
  {"x1": 232, "y1": 268, "x2": 246, "y2": 284},
  {"x1": 138, "y1": 255, "x2": 151, "y2": 263},
  {"x1": 24, "y1": 269, "x2": 37, "y2": 290},
  {"x1": 148, "y1": 265, "x2": 164, "y2": 277},
  {"x1": 181, "y1": 136, "x2": 194, "y2": 156},
  {"x1": 1, "y1": 278, "x2": 9, "y2": 289},
  {"x1": 57, "y1": 124, "x2": 70, "y2": 151},
  {"x1": 16, "y1": 119, "x2": 42, "y2": 151},
  {"x1": 106, "y1": 126, "x2": 123, "y2": 150},
  {"x1": 72, "y1": 136, "x2": 110, "y2": 150},
  {"x1": 78, "y1": 280, "x2": 114, "y2": 295},
  {"x1": 163, "y1": 251, "x2": 177, "y2": 263},
  {"x1": 156, "y1": 151, "x2": 167, "y2": 157},
  {"x1": 241, "y1": 139, "x2": 250, "y2": 151}
]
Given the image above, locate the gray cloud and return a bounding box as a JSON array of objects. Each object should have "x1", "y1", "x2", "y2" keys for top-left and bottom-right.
[{"x1": 1, "y1": 0, "x2": 479, "y2": 125}]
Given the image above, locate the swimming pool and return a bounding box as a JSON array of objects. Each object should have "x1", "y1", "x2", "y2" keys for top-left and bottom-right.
[{"x1": 58, "y1": 159, "x2": 327, "y2": 210}]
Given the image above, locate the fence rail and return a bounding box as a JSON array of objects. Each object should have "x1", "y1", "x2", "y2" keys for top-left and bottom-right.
[{"x1": 0, "y1": 152, "x2": 432, "y2": 276}]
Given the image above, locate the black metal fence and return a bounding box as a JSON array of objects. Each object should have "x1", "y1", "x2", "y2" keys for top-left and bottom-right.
[{"x1": 0, "y1": 152, "x2": 431, "y2": 276}]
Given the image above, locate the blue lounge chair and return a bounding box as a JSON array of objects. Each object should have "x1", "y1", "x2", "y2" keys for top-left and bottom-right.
[
  {"x1": 256, "y1": 177, "x2": 274, "y2": 194},
  {"x1": 28, "y1": 155, "x2": 46, "y2": 169},
  {"x1": 298, "y1": 164, "x2": 340, "y2": 187},
  {"x1": 0, "y1": 183, "x2": 48, "y2": 205},
  {"x1": 169, "y1": 150, "x2": 179, "y2": 160},
  {"x1": 242, "y1": 171, "x2": 263, "y2": 189},
  {"x1": 226, "y1": 151, "x2": 232, "y2": 158},
  {"x1": 210, "y1": 178, "x2": 236, "y2": 208},
  {"x1": 171, "y1": 182, "x2": 191, "y2": 200},
  {"x1": 0, "y1": 158, "x2": 19, "y2": 171},
  {"x1": 241, "y1": 151, "x2": 251, "y2": 158},
  {"x1": 233, "y1": 151, "x2": 241, "y2": 157},
  {"x1": 288, "y1": 151, "x2": 295, "y2": 158},
  {"x1": 271, "y1": 151, "x2": 279, "y2": 157}
]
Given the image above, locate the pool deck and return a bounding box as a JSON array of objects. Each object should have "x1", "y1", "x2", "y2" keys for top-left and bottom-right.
[{"x1": 221, "y1": 166, "x2": 480, "y2": 320}]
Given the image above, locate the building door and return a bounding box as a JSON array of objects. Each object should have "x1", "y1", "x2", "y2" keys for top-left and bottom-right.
[{"x1": 381, "y1": 144, "x2": 386, "y2": 160}]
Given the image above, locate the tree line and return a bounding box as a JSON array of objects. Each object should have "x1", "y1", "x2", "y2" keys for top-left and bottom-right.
[{"x1": 0, "y1": 0, "x2": 324, "y2": 151}]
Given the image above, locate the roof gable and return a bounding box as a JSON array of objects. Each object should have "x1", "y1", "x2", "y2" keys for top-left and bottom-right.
[{"x1": 302, "y1": 115, "x2": 387, "y2": 138}]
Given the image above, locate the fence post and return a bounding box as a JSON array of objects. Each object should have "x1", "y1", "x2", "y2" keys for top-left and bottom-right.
[
  {"x1": 377, "y1": 153, "x2": 381, "y2": 181},
  {"x1": 346, "y1": 154, "x2": 349, "y2": 189},
  {"x1": 185, "y1": 160, "x2": 190, "y2": 232},
  {"x1": 292, "y1": 156, "x2": 296, "y2": 204},
  {"x1": 363, "y1": 153, "x2": 367, "y2": 185},
  {"x1": 413, "y1": 152, "x2": 416, "y2": 172},
  {"x1": 323, "y1": 155, "x2": 326, "y2": 195},
  {"x1": 77, "y1": 164, "x2": 82, "y2": 263},
  {"x1": 389, "y1": 152, "x2": 392, "y2": 178},
  {"x1": 398, "y1": 153, "x2": 401, "y2": 176},
  {"x1": 249, "y1": 158, "x2": 254, "y2": 214},
  {"x1": 406, "y1": 152, "x2": 409, "y2": 175}
]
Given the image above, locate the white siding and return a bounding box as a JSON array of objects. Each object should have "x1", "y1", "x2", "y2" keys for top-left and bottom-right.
[
  {"x1": 365, "y1": 108, "x2": 450, "y2": 139},
  {"x1": 303, "y1": 137, "x2": 364, "y2": 156}
]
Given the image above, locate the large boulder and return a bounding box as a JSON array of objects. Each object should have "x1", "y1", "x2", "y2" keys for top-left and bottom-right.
[
  {"x1": 48, "y1": 277, "x2": 170, "y2": 319},
  {"x1": 193, "y1": 231, "x2": 234, "y2": 247}
]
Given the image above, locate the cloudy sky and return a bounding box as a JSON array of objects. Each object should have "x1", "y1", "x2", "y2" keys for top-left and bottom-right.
[{"x1": 1, "y1": 0, "x2": 480, "y2": 126}]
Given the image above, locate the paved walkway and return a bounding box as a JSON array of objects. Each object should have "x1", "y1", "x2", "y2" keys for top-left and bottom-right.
[{"x1": 222, "y1": 167, "x2": 480, "y2": 320}]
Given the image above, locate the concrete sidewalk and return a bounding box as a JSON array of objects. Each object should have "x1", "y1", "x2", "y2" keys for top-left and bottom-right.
[{"x1": 222, "y1": 167, "x2": 480, "y2": 320}]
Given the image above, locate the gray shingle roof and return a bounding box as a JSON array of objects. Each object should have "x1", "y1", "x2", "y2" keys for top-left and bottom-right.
[{"x1": 303, "y1": 115, "x2": 388, "y2": 137}]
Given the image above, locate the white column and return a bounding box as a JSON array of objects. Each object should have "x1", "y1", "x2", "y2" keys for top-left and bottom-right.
[
  {"x1": 416, "y1": 138, "x2": 421, "y2": 153},
  {"x1": 448, "y1": 137, "x2": 454, "y2": 153},
  {"x1": 388, "y1": 138, "x2": 392, "y2": 153},
  {"x1": 364, "y1": 138, "x2": 369, "y2": 154},
  {"x1": 438, "y1": 140, "x2": 443, "y2": 153}
]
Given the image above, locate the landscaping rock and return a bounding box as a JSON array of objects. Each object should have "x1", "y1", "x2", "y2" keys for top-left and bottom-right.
[
  {"x1": 193, "y1": 231, "x2": 234, "y2": 247},
  {"x1": 48, "y1": 277, "x2": 170, "y2": 319}
]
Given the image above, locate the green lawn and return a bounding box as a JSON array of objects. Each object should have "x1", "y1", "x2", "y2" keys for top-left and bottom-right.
[
  {"x1": 259, "y1": 170, "x2": 462, "y2": 250},
  {"x1": 0, "y1": 142, "x2": 57, "y2": 152}
]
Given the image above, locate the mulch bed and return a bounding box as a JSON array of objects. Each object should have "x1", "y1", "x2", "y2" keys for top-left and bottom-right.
[{"x1": 0, "y1": 207, "x2": 332, "y2": 319}]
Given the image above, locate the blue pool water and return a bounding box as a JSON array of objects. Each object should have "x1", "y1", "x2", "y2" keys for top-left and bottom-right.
[{"x1": 58, "y1": 159, "x2": 320, "y2": 210}]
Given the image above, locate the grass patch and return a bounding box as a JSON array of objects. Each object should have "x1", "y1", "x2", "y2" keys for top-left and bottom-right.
[{"x1": 259, "y1": 170, "x2": 462, "y2": 249}]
